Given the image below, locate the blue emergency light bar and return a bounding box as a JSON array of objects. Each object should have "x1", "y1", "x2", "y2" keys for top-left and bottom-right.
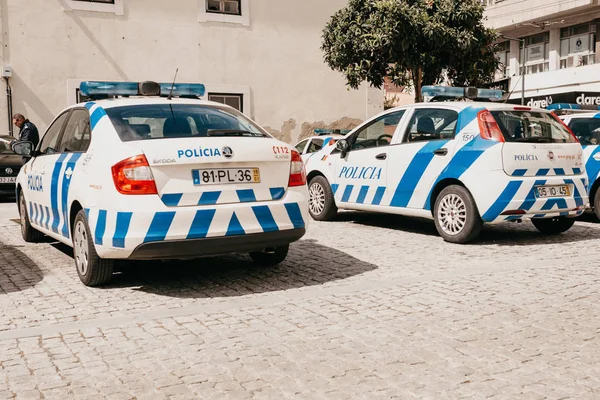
[
  {"x1": 546, "y1": 103, "x2": 582, "y2": 110},
  {"x1": 421, "y1": 85, "x2": 503, "y2": 100},
  {"x1": 79, "y1": 81, "x2": 206, "y2": 98},
  {"x1": 314, "y1": 129, "x2": 351, "y2": 135}
]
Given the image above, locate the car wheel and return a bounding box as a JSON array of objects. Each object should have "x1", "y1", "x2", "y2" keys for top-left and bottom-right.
[
  {"x1": 531, "y1": 217, "x2": 575, "y2": 235},
  {"x1": 72, "y1": 210, "x2": 114, "y2": 287},
  {"x1": 249, "y1": 245, "x2": 289, "y2": 266},
  {"x1": 434, "y1": 185, "x2": 483, "y2": 244},
  {"x1": 19, "y1": 192, "x2": 43, "y2": 243},
  {"x1": 308, "y1": 176, "x2": 337, "y2": 221},
  {"x1": 594, "y1": 189, "x2": 600, "y2": 220}
]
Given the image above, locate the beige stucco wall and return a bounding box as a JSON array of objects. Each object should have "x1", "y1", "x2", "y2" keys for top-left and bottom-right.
[{"x1": 0, "y1": 0, "x2": 377, "y2": 143}]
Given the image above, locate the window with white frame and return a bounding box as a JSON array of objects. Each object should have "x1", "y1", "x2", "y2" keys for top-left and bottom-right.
[
  {"x1": 208, "y1": 93, "x2": 243, "y2": 112},
  {"x1": 64, "y1": 0, "x2": 123, "y2": 15},
  {"x1": 496, "y1": 41, "x2": 511, "y2": 78},
  {"x1": 206, "y1": 0, "x2": 241, "y2": 15},
  {"x1": 560, "y1": 22, "x2": 597, "y2": 69},
  {"x1": 520, "y1": 32, "x2": 550, "y2": 75},
  {"x1": 73, "y1": 0, "x2": 114, "y2": 3}
]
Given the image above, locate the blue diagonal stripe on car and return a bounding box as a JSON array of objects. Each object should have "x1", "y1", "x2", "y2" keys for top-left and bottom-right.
[
  {"x1": 512, "y1": 169, "x2": 527, "y2": 177},
  {"x1": 252, "y1": 206, "x2": 279, "y2": 232},
  {"x1": 536, "y1": 169, "x2": 550, "y2": 176},
  {"x1": 84, "y1": 102, "x2": 96, "y2": 110},
  {"x1": 90, "y1": 107, "x2": 107, "y2": 131},
  {"x1": 32, "y1": 202, "x2": 38, "y2": 225},
  {"x1": 564, "y1": 179, "x2": 584, "y2": 207},
  {"x1": 518, "y1": 180, "x2": 546, "y2": 211},
  {"x1": 44, "y1": 206, "x2": 51, "y2": 229},
  {"x1": 541, "y1": 198, "x2": 568, "y2": 211},
  {"x1": 356, "y1": 186, "x2": 369, "y2": 204},
  {"x1": 237, "y1": 189, "x2": 257, "y2": 203},
  {"x1": 372, "y1": 187, "x2": 386, "y2": 205},
  {"x1": 50, "y1": 153, "x2": 69, "y2": 234},
  {"x1": 161, "y1": 193, "x2": 183, "y2": 207},
  {"x1": 390, "y1": 140, "x2": 449, "y2": 208},
  {"x1": 37, "y1": 204, "x2": 44, "y2": 226},
  {"x1": 198, "y1": 191, "x2": 221, "y2": 205},
  {"x1": 585, "y1": 146, "x2": 600, "y2": 186},
  {"x1": 341, "y1": 185, "x2": 354, "y2": 202},
  {"x1": 113, "y1": 212, "x2": 133, "y2": 248},
  {"x1": 554, "y1": 168, "x2": 565, "y2": 176},
  {"x1": 481, "y1": 181, "x2": 523, "y2": 222},
  {"x1": 61, "y1": 153, "x2": 83, "y2": 238},
  {"x1": 573, "y1": 168, "x2": 582, "y2": 175},
  {"x1": 95, "y1": 210, "x2": 107, "y2": 245},
  {"x1": 187, "y1": 209, "x2": 216, "y2": 239},
  {"x1": 270, "y1": 187, "x2": 285, "y2": 200},
  {"x1": 331, "y1": 184, "x2": 339, "y2": 196},
  {"x1": 226, "y1": 212, "x2": 245, "y2": 236},
  {"x1": 284, "y1": 203, "x2": 305, "y2": 229},
  {"x1": 144, "y1": 212, "x2": 176, "y2": 243}
]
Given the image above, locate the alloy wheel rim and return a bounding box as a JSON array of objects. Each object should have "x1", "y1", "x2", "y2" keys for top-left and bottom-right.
[
  {"x1": 309, "y1": 182, "x2": 326, "y2": 215},
  {"x1": 74, "y1": 221, "x2": 89, "y2": 276},
  {"x1": 438, "y1": 193, "x2": 467, "y2": 236}
]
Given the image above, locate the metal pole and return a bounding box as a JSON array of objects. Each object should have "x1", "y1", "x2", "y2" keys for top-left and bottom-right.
[{"x1": 521, "y1": 40, "x2": 525, "y2": 106}]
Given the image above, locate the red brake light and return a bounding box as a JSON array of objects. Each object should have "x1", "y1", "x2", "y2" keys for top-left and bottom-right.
[
  {"x1": 288, "y1": 150, "x2": 307, "y2": 187},
  {"x1": 477, "y1": 110, "x2": 505, "y2": 142},
  {"x1": 550, "y1": 112, "x2": 579, "y2": 143},
  {"x1": 111, "y1": 154, "x2": 158, "y2": 195}
]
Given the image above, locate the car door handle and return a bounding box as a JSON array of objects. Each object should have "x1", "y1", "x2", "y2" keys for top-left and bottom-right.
[
  {"x1": 375, "y1": 153, "x2": 387, "y2": 160},
  {"x1": 433, "y1": 148, "x2": 448, "y2": 156}
]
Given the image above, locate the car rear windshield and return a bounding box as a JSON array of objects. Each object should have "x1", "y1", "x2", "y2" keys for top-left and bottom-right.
[
  {"x1": 567, "y1": 118, "x2": 600, "y2": 145},
  {"x1": 491, "y1": 110, "x2": 576, "y2": 143},
  {"x1": 104, "y1": 104, "x2": 270, "y2": 142}
]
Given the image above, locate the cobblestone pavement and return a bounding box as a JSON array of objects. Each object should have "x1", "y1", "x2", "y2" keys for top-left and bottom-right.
[{"x1": 1, "y1": 199, "x2": 600, "y2": 399}]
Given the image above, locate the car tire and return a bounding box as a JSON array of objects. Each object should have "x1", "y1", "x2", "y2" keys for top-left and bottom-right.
[
  {"x1": 594, "y1": 189, "x2": 600, "y2": 220},
  {"x1": 308, "y1": 176, "x2": 338, "y2": 221},
  {"x1": 249, "y1": 245, "x2": 289, "y2": 266},
  {"x1": 531, "y1": 217, "x2": 575, "y2": 235},
  {"x1": 72, "y1": 210, "x2": 114, "y2": 287},
  {"x1": 433, "y1": 185, "x2": 483, "y2": 244},
  {"x1": 19, "y1": 192, "x2": 44, "y2": 243}
]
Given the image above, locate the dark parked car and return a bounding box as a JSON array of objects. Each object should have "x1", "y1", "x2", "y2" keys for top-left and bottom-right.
[{"x1": 0, "y1": 135, "x2": 22, "y2": 197}]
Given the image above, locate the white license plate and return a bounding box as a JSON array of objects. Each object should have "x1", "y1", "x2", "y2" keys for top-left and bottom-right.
[
  {"x1": 192, "y1": 168, "x2": 260, "y2": 185},
  {"x1": 535, "y1": 185, "x2": 571, "y2": 198},
  {"x1": 0, "y1": 177, "x2": 16, "y2": 184}
]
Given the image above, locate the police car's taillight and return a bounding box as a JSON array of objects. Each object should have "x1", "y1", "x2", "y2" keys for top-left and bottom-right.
[
  {"x1": 111, "y1": 154, "x2": 158, "y2": 195},
  {"x1": 477, "y1": 110, "x2": 505, "y2": 142},
  {"x1": 288, "y1": 150, "x2": 306, "y2": 187}
]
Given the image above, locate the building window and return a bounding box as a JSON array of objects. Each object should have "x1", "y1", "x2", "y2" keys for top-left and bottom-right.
[
  {"x1": 206, "y1": 0, "x2": 240, "y2": 15},
  {"x1": 520, "y1": 32, "x2": 550, "y2": 75},
  {"x1": 64, "y1": 0, "x2": 123, "y2": 15},
  {"x1": 496, "y1": 41, "x2": 511, "y2": 78},
  {"x1": 208, "y1": 93, "x2": 243, "y2": 112},
  {"x1": 560, "y1": 22, "x2": 597, "y2": 69}
]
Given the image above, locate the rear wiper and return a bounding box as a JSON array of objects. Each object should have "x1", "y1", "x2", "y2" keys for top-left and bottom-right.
[{"x1": 207, "y1": 129, "x2": 265, "y2": 137}]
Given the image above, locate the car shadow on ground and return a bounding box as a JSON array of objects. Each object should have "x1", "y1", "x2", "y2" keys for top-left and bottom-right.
[
  {"x1": 0, "y1": 240, "x2": 44, "y2": 294},
  {"x1": 337, "y1": 211, "x2": 599, "y2": 246},
  {"x1": 52, "y1": 238, "x2": 378, "y2": 298}
]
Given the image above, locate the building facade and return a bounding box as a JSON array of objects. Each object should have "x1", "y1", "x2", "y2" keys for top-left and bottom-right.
[
  {"x1": 485, "y1": 0, "x2": 600, "y2": 108},
  {"x1": 0, "y1": 0, "x2": 382, "y2": 143}
]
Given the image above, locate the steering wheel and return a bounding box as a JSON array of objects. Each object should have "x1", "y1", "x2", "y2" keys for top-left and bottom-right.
[{"x1": 376, "y1": 134, "x2": 393, "y2": 145}]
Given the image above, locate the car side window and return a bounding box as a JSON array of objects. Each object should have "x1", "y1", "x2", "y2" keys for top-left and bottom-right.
[
  {"x1": 351, "y1": 110, "x2": 405, "y2": 151},
  {"x1": 306, "y1": 138, "x2": 324, "y2": 153},
  {"x1": 404, "y1": 108, "x2": 458, "y2": 143},
  {"x1": 295, "y1": 139, "x2": 309, "y2": 153},
  {"x1": 39, "y1": 112, "x2": 69, "y2": 155},
  {"x1": 58, "y1": 109, "x2": 92, "y2": 153}
]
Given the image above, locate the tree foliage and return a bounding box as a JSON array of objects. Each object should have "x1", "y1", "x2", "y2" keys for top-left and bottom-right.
[{"x1": 322, "y1": 0, "x2": 500, "y2": 102}]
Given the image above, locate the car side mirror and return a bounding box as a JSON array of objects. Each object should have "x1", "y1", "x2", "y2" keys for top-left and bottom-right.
[
  {"x1": 336, "y1": 139, "x2": 350, "y2": 158},
  {"x1": 12, "y1": 141, "x2": 34, "y2": 157}
]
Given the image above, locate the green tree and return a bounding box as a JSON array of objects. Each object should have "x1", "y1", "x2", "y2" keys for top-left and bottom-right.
[{"x1": 322, "y1": 0, "x2": 500, "y2": 102}]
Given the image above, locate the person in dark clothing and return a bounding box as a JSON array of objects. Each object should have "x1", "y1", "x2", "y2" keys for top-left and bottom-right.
[{"x1": 13, "y1": 113, "x2": 40, "y2": 149}]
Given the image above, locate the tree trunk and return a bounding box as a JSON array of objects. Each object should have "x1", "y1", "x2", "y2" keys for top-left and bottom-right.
[{"x1": 414, "y1": 66, "x2": 423, "y2": 103}]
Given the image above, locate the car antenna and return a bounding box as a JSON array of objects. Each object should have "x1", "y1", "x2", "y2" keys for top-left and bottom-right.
[{"x1": 167, "y1": 68, "x2": 179, "y2": 100}]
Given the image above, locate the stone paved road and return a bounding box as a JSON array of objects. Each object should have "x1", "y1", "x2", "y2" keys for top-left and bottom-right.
[{"x1": 1, "y1": 199, "x2": 600, "y2": 399}]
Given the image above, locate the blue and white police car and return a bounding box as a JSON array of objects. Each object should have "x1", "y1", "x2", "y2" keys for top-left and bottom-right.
[
  {"x1": 304, "y1": 86, "x2": 588, "y2": 244},
  {"x1": 12, "y1": 81, "x2": 309, "y2": 286},
  {"x1": 556, "y1": 109, "x2": 600, "y2": 217}
]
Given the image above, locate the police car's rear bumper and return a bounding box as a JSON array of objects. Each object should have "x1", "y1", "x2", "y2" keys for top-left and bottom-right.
[{"x1": 127, "y1": 228, "x2": 305, "y2": 260}]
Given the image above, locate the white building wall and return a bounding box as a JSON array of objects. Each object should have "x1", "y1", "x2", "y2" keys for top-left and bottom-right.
[{"x1": 0, "y1": 0, "x2": 377, "y2": 143}]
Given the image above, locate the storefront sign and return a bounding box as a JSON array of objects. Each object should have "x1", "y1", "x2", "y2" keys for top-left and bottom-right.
[{"x1": 508, "y1": 91, "x2": 600, "y2": 110}]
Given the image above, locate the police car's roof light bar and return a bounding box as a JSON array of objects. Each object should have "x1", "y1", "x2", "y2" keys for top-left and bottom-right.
[
  {"x1": 421, "y1": 86, "x2": 503, "y2": 101},
  {"x1": 79, "y1": 81, "x2": 206, "y2": 99},
  {"x1": 546, "y1": 103, "x2": 582, "y2": 110}
]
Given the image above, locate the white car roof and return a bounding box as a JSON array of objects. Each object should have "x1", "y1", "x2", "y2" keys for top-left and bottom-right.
[
  {"x1": 75, "y1": 97, "x2": 233, "y2": 110},
  {"x1": 560, "y1": 112, "x2": 600, "y2": 118}
]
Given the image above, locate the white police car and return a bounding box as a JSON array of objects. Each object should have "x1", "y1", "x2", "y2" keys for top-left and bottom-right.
[
  {"x1": 556, "y1": 110, "x2": 600, "y2": 217},
  {"x1": 304, "y1": 86, "x2": 588, "y2": 243},
  {"x1": 12, "y1": 81, "x2": 308, "y2": 286},
  {"x1": 294, "y1": 134, "x2": 342, "y2": 163}
]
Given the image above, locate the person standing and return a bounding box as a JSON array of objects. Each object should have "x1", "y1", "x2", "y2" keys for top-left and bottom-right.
[{"x1": 13, "y1": 113, "x2": 40, "y2": 149}]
